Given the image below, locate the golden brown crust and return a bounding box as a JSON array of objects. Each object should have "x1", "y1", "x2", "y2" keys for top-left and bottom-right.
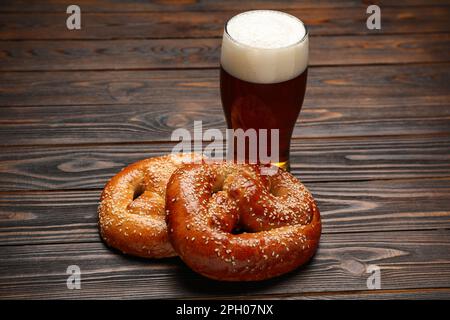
[
  {"x1": 98, "y1": 153, "x2": 202, "y2": 258},
  {"x1": 166, "y1": 162, "x2": 321, "y2": 281}
]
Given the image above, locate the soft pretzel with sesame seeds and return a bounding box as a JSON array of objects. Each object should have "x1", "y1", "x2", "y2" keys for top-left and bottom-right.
[
  {"x1": 166, "y1": 162, "x2": 321, "y2": 281},
  {"x1": 98, "y1": 153, "x2": 203, "y2": 258}
]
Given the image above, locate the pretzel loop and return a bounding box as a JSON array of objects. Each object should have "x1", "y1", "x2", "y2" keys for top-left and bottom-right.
[
  {"x1": 98, "y1": 154, "x2": 201, "y2": 258},
  {"x1": 166, "y1": 163, "x2": 321, "y2": 281}
]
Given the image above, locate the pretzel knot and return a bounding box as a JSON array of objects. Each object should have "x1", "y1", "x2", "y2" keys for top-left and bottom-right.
[
  {"x1": 98, "y1": 154, "x2": 202, "y2": 258},
  {"x1": 166, "y1": 162, "x2": 321, "y2": 281}
]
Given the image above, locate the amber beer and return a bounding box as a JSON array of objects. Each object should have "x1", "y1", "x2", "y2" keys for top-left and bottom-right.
[{"x1": 220, "y1": 10, "x2": 309, "y2": 169}]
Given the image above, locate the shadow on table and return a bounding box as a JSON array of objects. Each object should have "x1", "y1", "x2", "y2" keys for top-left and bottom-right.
[
  {"x1": 169, "y1": 258, "x2": 315, "y2": 298},
  {"x1": 104, "y1": 242, "x2": 317, "y2": 298}
]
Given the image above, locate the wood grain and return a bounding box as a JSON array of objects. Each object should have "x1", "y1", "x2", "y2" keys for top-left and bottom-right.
[
  {"x1": 1, "y1": 34, "x2": 449, "y2": 71},
  {"x1": 1, "y1": 103, "x2": 450, "y2": 145},
  {"x1": 0, "y1": 230, "x2": 449, "y2": 299},
  {"x1": 1, "y1": 0, "x2": 449, "y2": 301},
  {"x1": 237, "y1": 288, "x2": 450, "y2": 300},
  {"x1": 1, "y1": 65, "x2": 449, "y2": 145},
  {"x1": 0, "y1": 64, "x2": 448, "y2": 109},
  {"x1": 0, "y1": 136, "x2": 449, "y2": 191},
  {"x1": 1, "y1": 6, "x2": 449, "y2": 40},
  {"x1": 2, "y1": 0, "x2": 448, "y2": 12},
  {"x1": 1, "y1": 177, "x2": 449, "y2": 246}
]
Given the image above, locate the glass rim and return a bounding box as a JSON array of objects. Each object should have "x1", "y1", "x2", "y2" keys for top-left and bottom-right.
[{"x1": 224, "y1": 10, "x2": 309, "y2": 51}]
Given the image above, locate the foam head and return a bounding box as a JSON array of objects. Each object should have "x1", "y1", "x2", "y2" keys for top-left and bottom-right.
[{"x1": 221, "y1": 10, "x2": 308, "y2": 84}]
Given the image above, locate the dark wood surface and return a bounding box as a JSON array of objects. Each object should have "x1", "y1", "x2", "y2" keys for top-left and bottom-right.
[
  {"x1": 3, "y1": 34, "x2": 450, "y2": 71},
  {"x1": 0, "y1": 0, "x2": 449, "y2": 300}
]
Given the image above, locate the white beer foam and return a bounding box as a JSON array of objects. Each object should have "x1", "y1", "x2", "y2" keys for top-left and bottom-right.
[{"x1": 221, "y1": 10, "x2": 308, "y2": 84}]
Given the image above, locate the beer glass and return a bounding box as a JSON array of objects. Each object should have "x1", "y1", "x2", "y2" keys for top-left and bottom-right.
[{"x1": 220, "y1": 10, "x2": 308, "y2": 170}]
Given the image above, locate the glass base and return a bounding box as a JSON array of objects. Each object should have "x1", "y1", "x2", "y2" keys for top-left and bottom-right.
[{"x1": 272, "y1": 160, "x2": 290, "y2": 172}]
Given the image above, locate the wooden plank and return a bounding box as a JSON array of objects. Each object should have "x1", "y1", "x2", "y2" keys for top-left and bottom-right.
[
  {"x1": 239, "y1": 288, "x2": 450, "y2": 300},
  {"x1": 1, "y1": 177, "x2": 449, "y2": 245},
  {"x1": 0, "y1": 190, "x2": 99, "y2": 245},
  {"x1": 0, "y1": 64, "x2": 448, "y2": 108},
  {"x1": 0, "y1": 0, "x2": 363, "y2": 12},
  {"x1": 1, "y1": 102, "x2": 450, "y2": 145},
  {"x1": 0, "y1": 66, "x2": 449, "y2": 145},
  {"x1": 2, "y1": 0, "x2": 448, "y2": 13},
  {"x1": 1, "y1": 7, "x2": 449, "y2": 40},
  {"x1": 1, "y1": 34, "x2": 449, "y2": 71},
  {"x1": 0, "y1": 136, "x2": 449, "y2": 191},
  {"x1": 0, "y1": 230, "x2": 448, "y2": 299}
]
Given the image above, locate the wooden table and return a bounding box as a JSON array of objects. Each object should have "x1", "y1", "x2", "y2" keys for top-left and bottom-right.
[{"x1": 0, "y1": 0, "x2": 449, "y2": 300}]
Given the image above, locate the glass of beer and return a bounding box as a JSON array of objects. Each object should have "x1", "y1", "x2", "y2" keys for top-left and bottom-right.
[{"x1": 220, "y1": 10, "x2": 308, "y2": 170}]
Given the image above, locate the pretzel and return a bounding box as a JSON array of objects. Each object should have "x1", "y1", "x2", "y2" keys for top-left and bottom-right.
[
  {"x1": 98, "y1": 153, "x2": 202, "y2": 258},
  {"x1": 166, "y1": 162, "x2": 321, "y2": 281}
]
